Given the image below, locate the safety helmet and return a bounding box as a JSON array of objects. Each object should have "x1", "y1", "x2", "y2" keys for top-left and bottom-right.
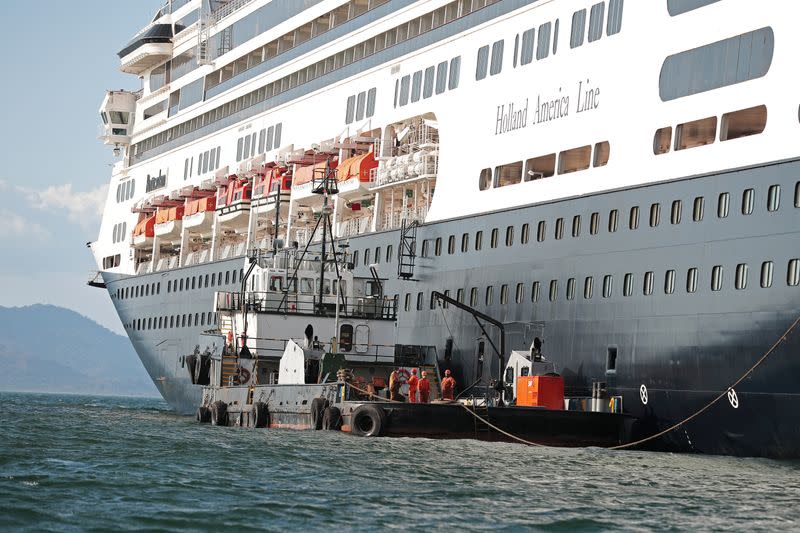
[{"x1": 411, "y1": 368, "x2": 417, "y2": 374}]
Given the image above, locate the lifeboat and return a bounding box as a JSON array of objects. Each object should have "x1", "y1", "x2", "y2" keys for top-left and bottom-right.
[
  {"x1": 217, "y1": 177, "x2": 252, "y2": 225},
  {"x1": 183, "y1": 196, "x2": 216, "y2": 230},
  {"x1": 252, "y1": 167, "x2": 291, "y2": 214},
  {"x1": 154, "y1": 205, "x2": 184, "y2": 240},
  {"x1": 291, "y1": 159, "x2": 338, "y2": 200},
  {"x1": 336, "y1": 151, "x2": 378, "y2": 198},
  {"x1": 132, "y1": 215, "x2": 155, "y2": 248}
]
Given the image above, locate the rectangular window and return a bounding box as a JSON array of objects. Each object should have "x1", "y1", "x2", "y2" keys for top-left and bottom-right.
[
  {"x1": 355, "y1": 91, "x2": 366, "y2": 121},
  {"x1": 491, "y1": 228, "x2": 499, "y2": 248},
  {"x1": 524, "y1": 154, "x2": 556, "y2": 180},
  {"x1": 664, "y1": 270, "x2": 676, "y2": 294},
  {"x1": 623, "y1": 273, "x2": 634, "y2": 296},
  {"x1": 521, "y1": 28, "x2": 536, "y2": 65},
  {"x1": 537, "y1": 22, "x2": 552, "y2": 60},
  {"x1": 675, "y1": 116, "x2": 717, "y2": 150},
  {"x1": 399, "y1": 75, "x2": 410, "y2": 106},
  {"x1": 435, "y1": 237, "x2": 442, "y2": 256},
  {"x1": 537, "y1": 221, "x2": 546, "y2": 242},
  {"x1": 470, "y1": 288, "x2": 478, "y2": 307},
  {"x1": 549, "y1": 280, "x2": 558, "y2": 301},
  {"x1": 345, "y1": 95, "x2": 356, "y2": 124},
  {"x1": 602, "y1": 275, "x2": 613, "y2": 298},
  {"x1": 607, "y1": 0, "x2": 624, "y2": 35},
  {"x1": 475, "y1": 230, "x2": 483, "y2": 251},
  {"x1": 590, "y1": 213, "x2": 600, "y2": 235},
  {"x1": 461, "y1": 233, "x2": 470, "y2": 253},
  {"x1": 411, "y1": 70, "x2": 422, "y2": 102},
  {"x1": 742, "y1": 188, "x2": 754, "y2": 215},
  {"x1": 485, "y1": 286, "x2": 494, "y2": 306},
  {"x1": 566, "y1": 278, "x2": 576, "y2": 300},
  {"x1": 476, "y1": 45, "x2": 489, "y2": 80},
  {"x1": 608, "y1": 209, "x2": 619, "y2": 232},
  {"x1": 649, "y1": 203, "x2": 660, "y2": 227},
  {"x1": 494, "y1": 161, "x2": 523, "y2": 188},
  {"x1": 767, "y1": 185, "x2": 780, "y2": 212},
  {"x1": 500, "y1": 284, "x2": 508, "y2": 304},
  {"x1": 717, "y1": 192, "x2": 730, "y2": 218},
  {"x1": 516, "y1": 283, "x2": 524, "y2": 303},
  {"x1": 735, "y1": 264, "x2": 749, "y2": 290},
  {"x1": 584, "y1": 276, "x2": 594, "y2": 299},
  {"x1": 554, "y1": 218, "x2": 564, "y2": 240},
  {"x1": 505, "y1": 226, "x2": 514, "y2": 246},
  {"x1": 366, "y1": 88, "x2": 376, "y2": 117},
  {"x1": 654, "y1": 127, "x2": 672, "y2": 155},
  {"x1": 416, "y1": 292, "x2": 424, "y2": 311},
  {"x1": 594, "y1": 141, "x2": 610, "y2": 167},
  {"x1": 423, "y1": 66, "x2": 435, "y2": 98},
  {"x1": 660, "y1": 28, "x2": 773, "y2": 101},
  {"x1": 521, "y1": 223, "x2": 530, "y2": 244},
  {"x1": 588, "y1": 2, "x2": 605, "y2": 42},
  {"x1": 572, "y1": 215, "x2": 581, "y2": 237},
  {"x1": 788, "y1": 259, "x2": 800, "y2": 286},
  {"x1": 795, "y1": 182, "x2": 800, "y2": 208},
  {"x1": 558, "y1": 145, "x2": 591, "y2": 174},
  {"x1": 721, "y1": 105, "x2": 767, "y2": 141},
  {"x1": 448, "y1": 235, "x2": 455, "y2": 255},
  {"x1": 644, "y1": 271, "x2": 654, "y2": 295},
  {"x1": 693, "y1": 196, "x2": 705, "y2": 221},
  {"x1": 436, "y1": 61, "x2": 448, "y2": 94},
  {"x1": 671, "y1": 200, "x2": 682, "y2": 224},
  {"x1": 761, "y1": 261, "x2": 773, "y2": 288},
  {"x1": 711, "y1": 265, "x2": 723, "y2": 291},
  {"x1": 532, "y1": 281, "x2": 541, "y2": 302},
  {"x1": 687, "y1": 267, "x2": 698, "y2": 293},
  {"x1": 570, "y1": 10, "x2": 586, "y2": 48},
  {"x1": 448, "y1": 56, "x2": 461, "y2": 90},
  {"x1": 629, "y1": 206, "x2": 640, "y2": 230},
  {"x1": 490, "y1": 40, "x2": 504, "y2": 75},
  {"x1": 457, "y1": 288, "x2": 465, "y2": 303}
]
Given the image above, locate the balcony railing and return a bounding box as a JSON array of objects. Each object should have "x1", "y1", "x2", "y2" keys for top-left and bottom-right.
[{"x1": 215, "y1": 291, "x2": 397, "y2": 320}]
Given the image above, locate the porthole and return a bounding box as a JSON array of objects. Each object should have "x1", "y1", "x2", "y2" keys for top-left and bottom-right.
[
  {"x1": 664, "y1": 270, "x2": 675, "y2": 294},
  {"x1": 583, "y1": 276, "x2": 594, "y2": 299},
  {"x1": 761, "y1": 261, "x2": 773, "y2": 288},
  {"x1": 735, "y1": 263, "x2": 749, "y2": 290},
  {"x1": 643, "y1": 271, "x2": 654, "y2": 295},
  {"x1": 686, "y1": 267, "x2": 698, "y2": 293},
  {"x1": 566, "y1": 278, "x2": 576, "y2": 300},
  {"x1": 711, "y1": 265, "x2": 723, "y2": 291}
]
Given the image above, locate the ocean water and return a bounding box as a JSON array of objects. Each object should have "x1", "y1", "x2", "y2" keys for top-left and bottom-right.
[{"x1": 1, "y1": 392, "x2": 799, "y2": 532}]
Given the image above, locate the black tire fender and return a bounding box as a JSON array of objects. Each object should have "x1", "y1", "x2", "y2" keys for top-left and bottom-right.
[
  {"x1": 253, "y1": 401, "x2": 270, "y2": 428},
  {"x1": 351, "y1": 405, "x2": 386, "y2": 437},
  {"x1": 322, "y1": 406, "x2": 342, "y2": 431},
  {"x1": 211, "y1": 400, "x2": 228, "y2": 426},
  {"x1": 310, "y1": 397, "x2": 329, "y2": 430},
  {"x1": 196, "y1": 406, "x2": 211, "y2": 424}
]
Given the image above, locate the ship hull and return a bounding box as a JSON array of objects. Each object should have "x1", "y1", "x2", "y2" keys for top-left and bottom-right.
[{"x1": 104, "y1": 157, "x2": 800, "y2": 457}]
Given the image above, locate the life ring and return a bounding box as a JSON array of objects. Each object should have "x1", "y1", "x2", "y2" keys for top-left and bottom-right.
[
  {"x1": 351, "y1": 404, "x2": 386, "y2": 437},
  {"x1": 233, "y1": 368, "x2": 251, "y2": 385},
  {"x1": 395, "y1": 368, "x2": 411, "y2": 384}
]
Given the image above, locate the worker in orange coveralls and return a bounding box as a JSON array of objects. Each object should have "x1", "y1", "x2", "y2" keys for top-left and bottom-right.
[
  {"x1": 418, "y1": 371, "x2": 431, "y2": 403},
  {"x1": 441, "y1": 369, "x2": 456, "y2": 401},
  {"x1": 407, "y1": 368, "x2": 419, "y2": 403}
]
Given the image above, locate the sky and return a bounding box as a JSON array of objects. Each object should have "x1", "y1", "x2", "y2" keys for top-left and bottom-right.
[{"x1": 0, "y1": 1, "x2": 163, "y2": 333}]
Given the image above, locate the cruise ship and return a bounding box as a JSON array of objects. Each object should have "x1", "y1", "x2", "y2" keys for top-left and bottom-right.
[{"x1": 90, "y1": 0, "x2": 800, "y2": 457}]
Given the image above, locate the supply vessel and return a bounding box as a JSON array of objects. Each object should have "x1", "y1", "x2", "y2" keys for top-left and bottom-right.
[{"x1": 89, "y1": 0, "x2": 800, "y2": 457}]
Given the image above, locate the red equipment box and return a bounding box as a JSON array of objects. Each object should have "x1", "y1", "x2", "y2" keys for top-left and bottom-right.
[{"x1": 516, "y1": 375, "x2": 564, "y2": 410}]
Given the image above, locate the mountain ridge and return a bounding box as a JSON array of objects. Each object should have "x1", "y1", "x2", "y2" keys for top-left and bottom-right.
[{"x1": 0, "y1": 304, "x2": 157, "y2": 396}]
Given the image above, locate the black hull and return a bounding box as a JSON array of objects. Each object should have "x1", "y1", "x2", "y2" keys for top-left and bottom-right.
[{"x1": 105, "y1": 158, "x2": 800, "y2": 457}]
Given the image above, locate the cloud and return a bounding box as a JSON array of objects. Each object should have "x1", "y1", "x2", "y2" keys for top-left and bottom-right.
[
  {"x1": 0, "y1": 209, "x2": 50, "y2": 241},
  {"x1": 18, "y1": 183, "x2": 108, "y2": 227}
]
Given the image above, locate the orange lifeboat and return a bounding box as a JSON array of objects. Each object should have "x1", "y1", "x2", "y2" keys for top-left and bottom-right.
[{"x1": 337, "y1": 151, "x2": 377, "y2": 183}]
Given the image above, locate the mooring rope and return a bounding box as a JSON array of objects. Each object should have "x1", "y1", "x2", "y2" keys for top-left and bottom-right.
[{"x1": 340, "y1": 315, "x2": 799, "y2": 450}]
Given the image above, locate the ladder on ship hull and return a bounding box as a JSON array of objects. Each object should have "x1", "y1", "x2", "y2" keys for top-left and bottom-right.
[{"x1": 398, "y1": 219, "x2": 419, "y2": 280}]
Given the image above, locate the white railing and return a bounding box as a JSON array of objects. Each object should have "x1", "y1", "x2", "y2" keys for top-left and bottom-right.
[
  {"x1": 338, "y1": 217, "x2": 372, "y2": 238},
  {"x1": 373, "y1": 152, "x2": 438, "y2": 189},
  {"x1": 382, "y1": 207, "x2": 428, "y2": 231},
  {"x1": 212, "y1": 0, "x2": 254, "y2": 23}
]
